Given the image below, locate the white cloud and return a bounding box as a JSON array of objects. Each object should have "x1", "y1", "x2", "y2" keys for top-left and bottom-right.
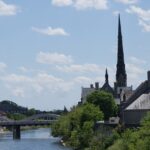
[
  {"x1": 13, "y1": 88, "x2": 25, "y2": 97},
  {"x1": 113, "y1": 11, "x2": 120, "y2": 16},
  {"x1": 127, "y1": 56, "x2": 146, "y2": 78},
  {"x1": 32, "y1": 26, "x2": 69, "y2": 36},
  {"x1": 125, "y1": 61, "x2": 146, "y2": 87},
  {"x1": 126, "y1": 6, "x2": 150, "y2": 32},
  {"x1": 0, "y1": 50, "x2": 147, "y2": 109},
  {"x1": 0, "y1": 0, "x2": 19, "y2": 16},
  {"x1": 0, "y1": 62, "x2": 7, "y2": 71},
  {"x1": 36, "y1": 73, "x2": 74, "y2": 92},
  {"x1": 1, "y1": 74, "x2": 32, "y2": 83},
  {"x1": 19, "y1": 66, "x2": 29, "y2": 73},
  {"x1": 56, "y1": 64, "x2": 105, "y2": 73},
  {"x1": 114, "y1": 0, "x2": 138, "y2": 4},
  {"x1": 52, "y1": 0, "x2": 108, "y2": 10},
  {"x1": 129, "y1": 56, "x2": 146, "y2": 64},
  {"x1": 126, "y1": 63, "x2": 145, "y2": 76},
  {"x1": 37, "y1": 52, "x2": 73, "y2": 65},
  {"x1": 0, "y1": 73, "x2": 74, "y2": 97},
  {"x1": 126, "y1": 6, "x2": 150, "y2": 21},
  {"x1": 74, "y1": 0, "x2": 108, "y2": 10},
  {"x1": 52, "y1": 0, "x2": 73, "y2": 6},
  {"x1": 126, "y1": 56, "x2": 147, "y2": 86},
  {"x1": 139, "y1": 20, "x2": 150, "y2": 32},
  {"x1": 74, "y1": 76, "x2": 92, "y2": 84}
]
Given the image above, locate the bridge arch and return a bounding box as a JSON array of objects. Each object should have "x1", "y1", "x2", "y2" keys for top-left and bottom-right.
[{"x1": 22, "y1": 113, "x2": 60, "y2": 121}]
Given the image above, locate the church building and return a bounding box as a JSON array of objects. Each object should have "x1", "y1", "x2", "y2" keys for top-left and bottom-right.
[
  {"x1": 81, "y1": 15, "x2": 132, "y2": 105},
  {"x1": 80, "y1": 15, "x2": 150, "y2": 126}
]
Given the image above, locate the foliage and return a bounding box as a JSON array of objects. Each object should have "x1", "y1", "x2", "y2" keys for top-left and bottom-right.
[
  {"x1": 51, "y1": 103, "x2": 103, "y2": 149},
  {"x1": 87, "y1": 91, "x2": 118, "y2": 120},
  {"x1": 7, "y1": 113, "x2": 27, "y2": 120},
  {"x1": 108, "y1": 112, "x2": 150, "y2": 150},
  {"x1": 26, "y1": 108, "x2": 36, "y2": 116},
  {"x1": 52, "y1": 96, "x2": 150, "y2": 150}
]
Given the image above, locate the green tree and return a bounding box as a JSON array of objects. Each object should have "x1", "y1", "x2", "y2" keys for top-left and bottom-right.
[
  {"x1": 87, "y1": 91, "x2": 117, "y2": 120},
  {"x1": 7, "y1": 113, "x2": 27, "y2": 120},
  {"x1": 51, "y1": 103, "x2": 103, "y2": 149},
  {"x1": 108, "y1": 112, "x2": 150, "y2": 150},
  {"x1": 27, "y1": 108, "x2": 36, "y2": 116}
]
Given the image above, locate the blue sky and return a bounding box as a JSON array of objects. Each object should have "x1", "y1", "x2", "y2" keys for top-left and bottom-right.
[{"x1": 0, "y1": 0, "x2": 150, "y2": 110}]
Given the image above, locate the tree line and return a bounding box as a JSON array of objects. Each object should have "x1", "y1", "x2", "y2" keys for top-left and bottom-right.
[{"x1": 51, "y1": 91, "x2": 150, "y2": 150}]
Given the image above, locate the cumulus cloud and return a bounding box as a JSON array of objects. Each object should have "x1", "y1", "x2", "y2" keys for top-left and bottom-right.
[
  {"x1": 126, "y1": 63, "x2": 145, "y2": 75},
  {"x1": 1, "y1": 74, "x2": 32, "y2": 83},
  {"x1": 114, "y1": 0, "x2": 138, "y2": 4},
  {"x1": 126, "y1": 6, "x2": 150, "y2": 32},
  {"x1": 126, "y1": 56, "x2": 146, "y2": 81},
  {"x1": 73, "y1": 76, "x2": 92, "y2": 84},
  {"x1": 126, "y1": 6, "x2": 150, "y2": 21},
  {"x1": 126, "y1": 57, "x2": 146, "y2": 87},
  {"x1": 0, "y1": 0, "x2": 19, "y2": 16},
  {"x1": 13, "y1": 88, "x2": 25, "y2": 97},
  {"x1": 0, "y1": 50, "x2": 147, "y2": 109},
  {"x1": 52, "y1": 0, "x2": 73, "y2": 6},
  {"x1": 32, "y1": 26, "x2": 69, "y2": 36},
  {"x1": 0, "y1": 73, "x2": 74, "y2": 97},
  {"x1": 52, "y1": 0, "x2": 108, "y2": 10},
  {"x1": 0, "y1": 62, "x2": 7, "y2": 72},
  {"x1": 73, "y1": 76, "x2": 107, "y2": 86},
  {"x1": 19, "y1": 66, "x2": 29, "y2": 73},
  {"x1": 139, "y1": 20, "x2": 150, "y2": 32},
  {"x1": 37, "y1": 52, "x2": 73, "y2": 65},
  {"x1": 129, "y1": 56, "x2": 146, "y2": 64},
  {"x1": 56, "y1": 64, "x2": 105, "y2": 73}
]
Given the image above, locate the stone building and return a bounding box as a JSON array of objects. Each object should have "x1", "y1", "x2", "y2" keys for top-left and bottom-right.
[
  {"x1": 80, "y1": 15, "x2": 150, "y2": 125},
  {"x1": 120, "y1": 71, "x2": 150, "y2": 125},
  {"x1": 81, "y1": 69, "x2": 114, "y2": 103},
  {"x1": 81, "y1": 15, "x2": 132, "y2": 104}
]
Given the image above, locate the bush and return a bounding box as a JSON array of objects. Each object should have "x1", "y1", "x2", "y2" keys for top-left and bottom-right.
[{"x1": 51, "y1": 103, "x2": 103, "y2": 149}]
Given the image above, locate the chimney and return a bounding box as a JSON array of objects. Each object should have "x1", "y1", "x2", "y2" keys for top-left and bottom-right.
[
  {"x1": 95, "y1": 82, "x2": 99, "y2": 90},
  {"x1": 90, "y1": 84, "x2": 94, "y2": 88},
  {"x1": 148, "y1": 71, "x2": 150, "y2": 86}
]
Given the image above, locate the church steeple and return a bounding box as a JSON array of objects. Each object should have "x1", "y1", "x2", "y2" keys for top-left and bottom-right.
[
  {"x1": 101, "y1": 68, "x2": 114, "y2": 95},
  {"x1": 116, "y1": 14, "x2": 127, "y2": 87},
  {"x1": 105, "y1": 68, "x2": 108, "y2": 84}
]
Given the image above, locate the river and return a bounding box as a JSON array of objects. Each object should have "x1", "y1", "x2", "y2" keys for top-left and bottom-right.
[{"x1": 0, "y1": 128, "x2": 71, "y2": 150}]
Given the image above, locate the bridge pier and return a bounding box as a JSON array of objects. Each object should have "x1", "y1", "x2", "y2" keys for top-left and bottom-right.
[{"x1": 13, "y1": 125, "x2": 21, "y2": 139}]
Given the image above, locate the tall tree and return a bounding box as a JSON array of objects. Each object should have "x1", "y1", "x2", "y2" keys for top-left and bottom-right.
[
  {"x1": 87, "y1": 91, "x2": 117, "y2": 120},
  {"x1": 51, "y1": 103, "x2": 103, "y2": 149}
]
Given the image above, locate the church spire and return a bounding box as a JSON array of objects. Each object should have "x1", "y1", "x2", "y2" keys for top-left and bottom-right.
[
  {"x1": 101, "y1": 68, "x2": 114, "y2": 96},
  {"x1": 116, "y1": 14, "x2": 127, "y2": 87},
  {"x1": 105, "y1": 68, "x2": 108, "y2": 84},
  {"x1": 118, "y1": 14, "x2": 122, "y2": 38}
]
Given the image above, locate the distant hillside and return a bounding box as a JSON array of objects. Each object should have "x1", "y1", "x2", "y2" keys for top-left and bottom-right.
[
  {"x1": 0, "y1": 100, "x2": 28, "y2": 114},
  {"x1": 0, "y1": 100, "x2": 67, "y2": 116}
]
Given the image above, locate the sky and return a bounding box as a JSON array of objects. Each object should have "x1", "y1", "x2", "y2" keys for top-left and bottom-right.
[{"x1": 0, "y1": 0, "x2": 150, "y2": 110}]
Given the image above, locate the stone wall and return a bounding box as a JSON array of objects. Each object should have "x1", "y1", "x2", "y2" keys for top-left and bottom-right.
[{"x1": 123, "y1": 109, "x2": 150, "y2": 125}]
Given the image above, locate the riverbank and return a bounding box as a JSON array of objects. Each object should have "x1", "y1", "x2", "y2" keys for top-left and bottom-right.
[
  {"x1": 0, "y1": 127, "x2": 4, "y2": 133},
  {"x1": 0, "y1": 125, "x2": 50, "y2": 136},
  {"x1": 21, "y1": 125, "x2": 50, "y2": 131},
  {"x1": 0, "y1": 128, "x2": 11, "y2": 137}
]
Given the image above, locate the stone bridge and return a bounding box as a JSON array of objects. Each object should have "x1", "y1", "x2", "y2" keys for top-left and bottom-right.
[{"x1": 0, "y1": 113, "x2": 60, "y2": 139}]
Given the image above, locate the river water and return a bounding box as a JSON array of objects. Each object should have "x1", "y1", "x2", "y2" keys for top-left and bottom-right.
[{"x1": 0, "y1": 128, "x2": 71, "y2": 150}]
